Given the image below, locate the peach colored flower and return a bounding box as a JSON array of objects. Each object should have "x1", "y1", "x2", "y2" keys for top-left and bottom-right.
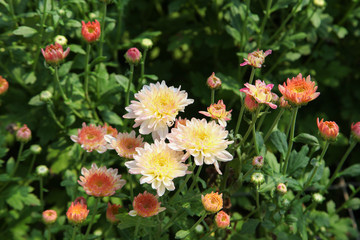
[
  {"x1": 174, "y1": 117, "x2": 187, "y2": 128},
  {"x1": 215, "y1": 211, "x2": 230, "y2": 228},
  {"x1": 66, "y1": 201, "x2": 89, "y2": 225},
  {"x1": 16, "y1": 124, "x2": 31, "y2": 143},
  {"x1": 104, "y1": 131, "x2": 145, "y2": 159},
  {"x1": 103, "y1": 123, "x2": 118, "y2": 138},
  {"x1": 78, "y1": 163, "x2": 126, "y2": 197},
  {"x1": 106, "y1": 202, "x2": 121, "y2": 223},
  {"x1": 240, "y1": 49, "x2": 272, "y2": 68},
  {"x1": 81, "y1": 19, "x2": 101, "y2": 43},
  {"x1": 207, "y1": 72, "x2": 222, "y2": 89},
  {"x1": 0, "y1": 76, "x2": 9, "y2": 95},
  {"x1": 42, "y1": 210, "x2": 57, "y2": 224},
  {"x1": 240, "y1": 80, "x2": 277, "y2": 109},
  {"x1": 71, "y1": 122, "x2": 107, "y2": 153},
  {"x1": 351, "y1": 122, "x2": 360, "y2": 141},
  {"x1": 201, "y1": 191, "x2": 223, "y2": 213},
  {"x1": 199, "y1": 100, "x2": 232, "y2": 127},
  {"x1": 124, "y1": 47, "x2": 142, "y2": 65},
  {"x1": 244, "y1": 94, "x2": 259, "y2": 112},
  {"x1": 167, "y1": 118, "x2": 233, "y2": 175},
  {"x1": 123, "y1": 81, "x2": 194, "y2": 140},
  {"x1": 41, "y1": 42, "x2": 70, "y2": 65},
  {"x1": 129, "y1": 191, "x2": 166, "y2": 217},
  {"x1": 317, "y1": 118, "x2": 339, "y2": 141},
  {"x1": 278, "y1": 73, "x2": 320, "y2": 106}
]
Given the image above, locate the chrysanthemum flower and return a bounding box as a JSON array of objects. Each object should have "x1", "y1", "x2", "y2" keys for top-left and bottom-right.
[
  {"x1": 240, "y1": 80, "x2": 277, "y2": 109},
  {"x1": 81, "y1": 20, "x2": 101, "y2": 43},
  {"x1": 125, "y1": 140, "x2": 188, "y2": 196},
  {"x1": 215, "y1": 211, "x2": 230, "y2": 228},
  {"x1": 16, "y1": 124, "x2": 32, "y2": 143},
  {"x1": 201, "y1": 191, "x2": 223, "y2": 213},
  {"x1": 207, "y1": 72, "x2": 222, "y2": 89},
  {"x1": 252, "y1": 156, "x2": 264, "y2": 169},
  {"x1": 104, "y1": 131, "x2": 145, "y2": 159},
  {"x1": 71, "y1": 122, "x2": 107, "y2": 153},
  {"x1": 244, "y1": 94, "x2": 259, "y2": 112},
  {"x1": 240, "y1": 49, "x2": 272, "y2": 68},
  {"x1": 129, "y1": 191, "x2": 166, "y2": 217},
  {"x1": 278, "y1": 73, "x2": 320, "y2": 106},
  {"x1": 199, "y1": 100, "x2": 232, "y2": 127},
  {"x1": 42, "y1": 210, "x2": 57, "y2": 224},
  {"x1": 279, "y1": 96, "x2": 290, "y2": 109},
  {"x1": 174, "y1": 117, "x2": 187, "y2": 128},
  {"x1": 78, "y1": 163, "x2": 126, "y2": 197},
  {"x1": 351, "y1": 122, "x2": 360, "y2": 141},
  {"x1": 41, "y1": 42, "x2": 70, "y2": 65},
  {"x1": 106, "y1": 202, "x2": 121, "y2": 223},
  {"x1": 66, "y1": 201, "x2": 89, "y2": 225},
  {"x1": 317, "y1": 118, "x2": 339, "y2": 141},
  {"x1": 103, "y1": 123, "x2": 118, "y2": 138},
  {"x1": 167, "y1": 118, "x2": 233, "y2": 175},
  {"x1": 123, "y1": 81, "x2": 194, "y2": 140},
  {"x1": 0, "y1": 76, "x2": 9, "y2": 95},
  {"x1": 124, "y1": 47, "x2": 142, "y2": 65}
]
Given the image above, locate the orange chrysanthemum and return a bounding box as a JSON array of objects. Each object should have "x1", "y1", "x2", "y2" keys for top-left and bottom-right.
[
  {"x1": 0, "y1": 76, "x2": 9, "y2": 95},
  {"x1": 103, "y1": 123, "x2": 118, "y2": 138},
  {"x1": 278, "y1": 73, "x2": 320, "y2": 106},
  {"x1": 71, "y1": 122, "x2": 107, "y2": 153},
  {"x1": 317, "y1": 118, "x2": 339, "y2": 141},
  {"x1": 106, "y1": 202, "x2": 121, "y2": 223},
  {"x1": 66, "y1": 201, "x2": 89, "y2": 225},
  {"x1": 105, "y1": 131, "x2": 145, "y2": 159},
  {"x1": 81, "y1": 19, "x2": 101, "y2": 43},
  {"x1": 215, "y1": 211, "x2": 230, "y2": 229},
  {"x1": 129, "y1": 191, "x2": 166, "y2": 217},
  {"x1": 199, "y1": 100, "x2": 232, "y2": 127},
  {"x1": 78, "y1": 163, "x2": 126, "y2": 197},
  {"x1": 201, "y1": 191, "x2": 223, "y2": 213}
]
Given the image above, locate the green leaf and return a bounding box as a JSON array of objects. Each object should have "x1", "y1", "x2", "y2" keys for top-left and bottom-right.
[
  {"x1": 339, "y1": 164, "x2": 360, "y2": 177},
  {"x1": 288, "y1": 32, "x2": 307, "y2": 41},
  {"x1": 58, "y1": 61, "x2": 73, "y2": 77},
  {"x1": 216, "y1": 73, "x2": 241, "y2": 97},
  {"x1": 333, "y1": 25, "x2": 348, "y2": 39},
  {"x1": 6, "y1": 186, "x2": 40, "y2": 210},
  {"x1": 101, "y1": 110, "x2": 123, "y2": 126},
  {"x1": 144, "y1": 74, "x2": 159, "y2": 81},
  {"x1": 287, "y1": 145, "x2": 310, "y2": 176},
  {"x1": 6, "y1": 157, "x2": 15, "y2": 174},
  {"x1": 327, "y1": 200, "x2": 336, "y2": 215},
  {"x1": 344, "y1": 198, "x2": 360, "y2": 210},
  {"x1": 0, "y1": 173, "x2": 11, "y2": 182},
  {"x1": 310, "y1": 10, "x2": 321, "y2": 28},
  {"x1": 13, "y1": 26, "x2": 38, "y2": 38},
  {"x1": 240, "y1": 218, "x2": 260, "y2": 234},
  {"x1": 66, "y1": 19, "x2": 81, "y2": 28},
  {"x1": 293, "y1": 133, "x2": 319, "y2": 146},
  {"x1": 175, "y1": 230, "x2": 190, "y2": 239},
  {"x1": 269, "y1": 131, "x2": 288, "y2": 157},
  {"x1": 225, "y1": 25, "x2": 241, "y2": 42},
  {"x1": 265, "y1": 151, "x2": 280, "y2": 173},
  {"x1": 285, "y1": 52, "x2": 301, "y2": 61},
  {"x1": 90, "y1": 56, "x2": 107, "y2": 68},
  {"x1": 68, "y1": 44, "x2": 86, "y2": 54},
  {"x1": 28, "y1": 94, "x2": 44, "y2": 106},
  {"x1": 24, "y1": 72, "x2": 37, "y2": 84}
]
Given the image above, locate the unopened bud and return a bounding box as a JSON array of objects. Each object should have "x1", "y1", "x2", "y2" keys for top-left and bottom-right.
[
  {"x1": 312, "y1": 193, "x2": 324, "y2": 203},
  {"x1": 252, "y1": 156, "x2": 264, "y2": 169},
  {"x1": 206, "y1": 72, "x2": 221, "y2": 89},
  {"x1": 276, "y1": 183, "x2": 287, "y2": 195},
  {"x1": 251, "y1": 172, "x2": 264, "y2": 185},
  {"x1": 124, "y1": 48, "x2": 142, "y2": 65},
  {"x1": 30, "y1": 144, "x2": 42, "y2": 155},
  {"x1": 42, "y1": 210, "x2": 57, "y2": 224},
  {"x1": 36, "y1": 165, "x2": 49, "y2": 176},
  {"x1": 54, "y1": 35, "x2": 68, "y2": 46},
  {"x1": 141, "y1": 38, "x2": 153, "y2": 49},
  {"x1": 16, "y1": 124, "x2": 31, "y2": 143},
  {"x1": 40, "y1": 91, "x2": 53, "y2": 102}
]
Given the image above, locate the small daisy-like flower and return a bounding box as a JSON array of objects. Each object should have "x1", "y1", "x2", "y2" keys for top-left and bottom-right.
[
  {"x1": 244, "y1": 94, "x2": 259, "y2": 112},
  {"x1": 41, "y1": 42, "x2": 70, "y2": 66},
  {"x1": 104, "y1": 131, "x2": 145, "y2": 159},
  {"x1": 199, "y1": 100, "x2": 232, "y2": 128},
  {"x1": 215, "y1": 211, "x2": 230, "y2": 229},
  {"x1": 103, "y1": 123, "x2": 118, "y2": 138},
  {"x1": 201, "y1": 191, "x2": 223, "y2": 213},
  {"x1": 66, "y1": 201, "x2": 89, "y2": 225},
  {"x1": 42, "y1": 210, "x2": 57, "y2": 224},
  {"x1": 125, "y1": 140, "x2": 188, "y2": 196},
  {"x1": 252, "y1": 156, "x2": 264, "y2": 169},
  {"x1": 167, "y1": 118, "x2": 233, "y2": 175},
  {"x1": 123, "y1": 81, "x2": 194, "y2": 140},
  {"x1": 16, "y1": 124, "x2": 31, "y2": 143},
  {"x1": 207, "y1": 72, "x2": 222, "y2": 89},
  {"x1": 81, "y1": 20, "x2": 101, "y2": 43},
  {"x1": 276, "y1": 183, "x2": 287, "y2": 195},
  {"x1": 240, "y1": 80, "x2": 277, "y2": 109},
  {"x1": 106, "y1": 202, "x2": 121, "y2": 223},
  {"x1": 54, "y1": 35, "x2": 68, "y2": 46},
  {"x1": 317, "y1": 118, "x2": 339, "y2": 141},
  {"x1": 71, "y1": 122, "x2": 107, "y2": 153},
  {"x1": 0, "y1": 76, "x2": 9, "y2": 95},
  {"x1": 351, "y1": 122, "x2": 360, "y2": 141},
  {"x1": 240, "y1": 49, "x2": 272, "y2": 68},
  {"x1": 278, "y1": 73, "x2": 320, "y2": 106},
  {"x1": 129, "y1": 191, "x2": 166, "y2": 217},
  {"x1": 78, "y1": 163, "x2": 126, "y2": 197},
  {"x1": 124, "y1": 47, "x2": 142, "y2": 65}
]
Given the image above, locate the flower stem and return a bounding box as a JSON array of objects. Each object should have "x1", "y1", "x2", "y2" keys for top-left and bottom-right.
[
  {"x1": 188, "y1": 211, "x2": 207, "y2": 235},
  {"x1": 211, "y1": 89, "x2": 215, "y2": 104},
  {"x1": 248, "y1": 67, "x2": 256, "y2": 85},
  {"x1": 46, "y1": 102, "x2": 65, "y2": 129},
  {"x1": 125, "y1": 64, "x2": 134, "y2": 107},
  {"x1": 240, "y1": 107, "x2": 261, "y2": 147},
  {"x1": 257, "y1": 0, "x2": 273, "y2": 48},
  {"x1": 84, "y1": 197, "x2": 100, "y2": 239},
  {"x1": 200, "y1": 227, "x2": 217, "y2": 240},
  {"x1": 282, "y1": 106, "x2": 298, "y2": 175},
  {"x1": 33, "y1": 0, "x2": 48, "y2": 71},
  {"x1": 189, "y1": 165, "x2": 203, "y2": 192},
  {"x1": 39, "y1": 176, "x2": 44, "y2": 209},
  {"x1": 336, "y1": 186, "x2": 360, "y2": 213},
  {"x1": 70, "y1": 225, "x2": 78, "y2": 240},
  {"x1": 255, "y1": 188, "x2": 261, "y2": 221},
  {"x1": 46, "y1": 225, "x2": 51, "y2": 240},
  {"x1": 84, "y1": 43, "x2": 91, "y2": 104},
  {"x1": 170, "y1": 163, "x2": 194, "y2": 202},
  {"x1": 134, "y1": 217, "x2": 140, "y2": 239},
  {"x1": 98, "y1": 2, "x2": 107, "y2": 58},
  {"x1": 28, "y1": 154, "x2": 37, "y2": 176},
  {"x1": 129, "y1": 174, "x2": 134, "y2": 200},
  {"x1": 263, "y1": 108, "x2": 285, "y2": 143},
  {"x1": 54, "y1": 67, "x2": 68, "y2": 101},
  {"x1": 252, "y1": 112, "x2": 259, "y2": 156},
  {"x1": 139, "y1": 48, "x2": 148, "y2": 90},
  {"x1": 242, "y1": 166, "x2": 255, "y2": 182}
]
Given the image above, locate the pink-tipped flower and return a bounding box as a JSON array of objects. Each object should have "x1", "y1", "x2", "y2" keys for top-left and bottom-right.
[
  {"x1": 41, "y1": 42, "x2": 70, "y2": 65},
  {"x1": 276, "y1": 183, "x2": 287, "y2": 195},
  {"x1": 0, "y1": 76, "x2": 9, "y2": 95},
  {"x1": 42, "y1": 210, "x2": 57, "y2": 224},
  {"x1": 199, "y1": 100, "x2": 232, "y2": 127},
  {"x1": 244, "y1": 94, "x2": 259, "y2": 112},
  {"x1": 252, "y1": 156, "x2": 264, "y2": 169},
  {"x1": 66, "y1": 201, "x2": 89, "y2": 225},
  {"x1": 279, "y1": 96, "x2": 290, "y2": 109},
  {"x1": 106, "y1": 202, "x2": 121, "y2": 223},
  {"x1": 129, "y1": 191, "x2": 166, "y2": 217},
  {"x1": 240, "y1": 49, "x2": 272, "y2": 68},
  {"x1": 124, "y1": 47, "x2": 142, "y2": 65},
  {"x1": 104, "y1": 131, "x2": 145, "y2": 159},
  {"x1": 317, "y1": 118, "x2": 339, "y2": 141},
  {"x1": 16, "y1": 124, "x2": 31, "y2": 143},
  {"x1": 240, "y1": 80, "x2": 277, "y2": 109},
  {"x1": 201, "y1": 192, "x2": 223, "y2": 213},
  {"x1": 207, "y1": 72, "x2": 222, "y2": 89},
  {"x1": 78, "y1": 163, "x2": 126, "y2": 197},
  {"x1": 278, "y1": 73, "x2": 320, "y2": 106},
  {"x1": 215, "y1": 211, "x2": 230, "y2": 229},
  {"x1": 81, "y1": 19, "x2": 101, "y2": 43},
  {"x1": 70, "y1": 122, "x2": 108, "y2": 153},
  {"x1": 351, "y1": 122, "x2": 360, "y2": 141}
]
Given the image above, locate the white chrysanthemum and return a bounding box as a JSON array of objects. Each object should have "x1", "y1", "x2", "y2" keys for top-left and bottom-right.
[
  {"x1": 123, "y1": 81, "x2": 194, "y2": 140},
  {"x1": 125, "y1": 140, "x2": 188, "y2": 196},
  {"x1": 167, "y1": 118, "x2": 234, "y2": 175}
]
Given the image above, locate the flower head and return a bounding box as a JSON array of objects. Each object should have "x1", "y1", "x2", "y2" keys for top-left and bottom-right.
[
  {"x1": 240, "y1": 49, "x2": 272, "y2": 68},
  {"x1": 129, "y1": 191, "x2": 166, "y2": 217},
  {"x1": 106, "y1": 202, "x2": 121, "y2": 223},
  {"x1": 124, "y1": 81, "x2": 194, "y2": 140},
  {"x1": 167, "y1": 118, "x2": 233, "y2": 175},
  {"x1": 252, "y1": 156, "x2": 264, "y2": 169},
  {"x1": 124, "y1": 47, "x2": 142, "y2": 65},
  {"x1": 201, "y1": 192, "x2": 223, "y2": 213},
  {"x1": 30, "y1": 144, "x2": 42, "y2": 155},
  {"x1": 207, "y1": 72, "x2": 222, "y2": 89},
  {"x1": 40, "y1": 90, "x2": 53, "y2": 102},
  {"x1": 36, "y1": 165, "x2": 49, "y2": 176},
  {"x1": 71, "y1": 122, "x2": 108, "y2": 153},
  {"x1": 81, "y1": 20, "x2": 101, "y2": 43},
  {"x1": 276, "y1": 183, "x2": 287, "y2": 195},
  {"x1": 279, "y1": 96, "x2": 290, "y2": 109},
  {"x1": 312, "y1": 193, "x2": 325, "y2": 203},
  {"x1": 278, "y1": 73, "x2": 320, "y2": 106},
  {"x1": 66, "y1": 201, "x2": 89, "y2": 225},
  {"x1": 199, "y1": 100, "x2": 232, "y2": 127},
  {"x1": 102, "y1": 123, "x2": 118, "y2": 138},
  {"x1": 351, "y1": 122, "x2": 360, "y2": 141},
  {"x1": 125, "y1": 140, "x2": 188, "y2": 196},
  {"x1": 42, "y1": 210, "x2": 57, "y2": 224},
  {"x1": 240, "y1": 80, "x2": 277, "y2": 109},
  {"x1": 215, "y1": 211, "x2": 230, "y2": 229},
  {"x1": 16, "y1": 124, "x2": 31, "y2": 143},
  {"x1": 41, "y1": 42, "x2": 70, "y2": 65},
  {"x1": 0, "y1": 76, "x2": 9, "y2": 95},
  {"x1": 78, "y1": 163, "x2": 126, "y2": 197},
  {"x1": 317, "y1": 118, "x2": 339, "y2": 141},
  {"x1": 104, "y1": 131, "x2": 145, "y2": 159},
  {"x1": 54, "y1": 35, "x2": 68, "y2": 46},
  {"x1": 251, "y1": 172, "x2": 265, "y2": 186},
  {"x1": 244, "y1": 94, "x2": 259, "y2": 112}
]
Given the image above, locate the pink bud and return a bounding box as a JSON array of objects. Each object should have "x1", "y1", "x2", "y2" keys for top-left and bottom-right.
[
  {"x1": 16, "y1": 124, "x2": 31, "y2": 143},
  {"x1": 351, "y1": 122, "x2": 360, "y2": 141},
  {"x1": 206, "y1": 72, "x2": 221, "y2": 89},
  {"x1": 124, "y1": 48, "x2": 142, "y2": 65}
]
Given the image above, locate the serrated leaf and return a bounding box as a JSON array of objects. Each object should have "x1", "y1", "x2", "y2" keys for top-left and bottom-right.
[
  {"x1": 13, "y1": 26, "x2": 38, "y2": 38},
  {"x1": 339, "y1": 164, "x2": 360, "y2": 177},
  {"x1": 293, "y1": 133, "x2": 319, "y2": 146},
  {"x1": 269, "y1": 131, "x2": 288, "y2": 157},
  {"x1": 287, "y1": 145, "x2": 310, "y2": 176}
]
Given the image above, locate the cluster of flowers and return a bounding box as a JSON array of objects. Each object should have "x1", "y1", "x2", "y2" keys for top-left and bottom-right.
[{"x1": 201, "y1": 192, "x2": 230, "y2": 229}]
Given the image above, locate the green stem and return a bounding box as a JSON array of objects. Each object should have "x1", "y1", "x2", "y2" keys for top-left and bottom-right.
[
  {"x1": 282, "y1": 106, "x2": 298, "y2": 175},
  {"x1": 9, "y1": 0, "x2": 18, "y2": 28},
  {"x1": 46, "y1": 225, "x2": 51, "y2": 240},
  {"x1": 54, "y1": 67, "x2": 68, "y2": 101},
  {"x1": 256, "y1": 188, "x2": 261, "y2": 221},
  {"x1": 134, "y1": 217, "x2": 140, "y2": 239},
  {"x1": 28, "y1": 154, "x2": 37, "y2": 176},
  {"x1": 200, "y1": 227, "x2": 217, "y2": 240},
  {"x1": 98, "y1": 2, "x2": 107, "y2": 58},
  {"x1": 129, "y1": 174, "x2": 134, "y2": 200},
  {"x1": 46, "y1": 102, "x2": 65, "y2": 129},
  {"x1": 220, "y1": 163, "x2": 230, "y2": 190},
  {"x1": 211, "y1": 89, "x2": 215, "y2": 104},
  {"x1": 257, "y1": 0, "x2": 273, "y2": 48},
  {"x1": 252, "y1": 112, "x2": 259, "y2": 155},
  {"x1": 255, "y1": 106, "x2": 269, "y2": 131},
  {"x1": 139, "y1": 49, "x2": 148, "y2": 90},
  {"x1": 248, "y1": 67, "x2": 256, "y2": 85},
  {"x1": 240, "y1": 107, "x2": 261, "y2": 146},
  {"x1": 84, "y1": 43, "x2": 91, "y2": 104},
  {"x1": 40, "y1": 177, "x2": 44, "y2": 209},
  {"x1": 242, "y1": 166, "x2": 255, "y2": 182},
  {"x1": 70, "y1": 225, "x2": 78, "y2": 240},
  {"x1": 170, "y1": 162, "x2": 194, "y2": 202},
  {"x1": 125, "y1": 64, "x2": 135, "y2": 107},
  {"x1": 263, "y1": 108, "x2": 285, "y2": 143},
  {"x1": 188, "y1": 211, "x2": 207, "y2": 235},
  {"x1": 336, "y1": 186, "x2": 360, "y2": 213},
  {"x1": 84, "y1": 197, "x2": 100, "y2": 239},
  {"x1": 33, "y1": 0, "x2": 48, "y2": 71},
  {"x1": 189, "y1": 165, "x2": 203, "y2": 192}
]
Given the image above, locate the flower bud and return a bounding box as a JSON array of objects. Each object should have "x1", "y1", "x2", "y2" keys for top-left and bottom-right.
[
  {"x1": 81, "y1": 20, "x2": 101, "y2": 43},
  {"x1": 240, "y1": 49, "x2": 272, "y2": 68},
  {"x1": 276, "y1": 183, "x2": 287, "y2": 195},
  {"x1": 36, "y1": 165, "x2": 49, "y2": 176},
  {"x1": 42, "y1": 210, "x2": 57, "y2": 224},
  {"x1": 201, "y1": 192, "x2": 223, "y2": 213},
  {"x1": 351, "y1": 122, "x2": 360, "y2": 142},
  {"x1": 124, "y1": 47, "x2": 142, "y2": 65},
  {"x1": 41, "y1": 43, "x2": 70, "y2": 66},
  {"x1": 314, "y1": 0, "x2": 326, "y2": 7},
  {"x1": 215, "y1": 211, "x2": 230, "y2": 229},
  {"x1": 279, "y1": 96, "x2": 290, "y2": 109},
  {"x1": 0, "y1": 76, "x2": 9, "y2": 95},
  {"x1": 206, "y1": 72, "x2": 221, "y2": 89},
  {"x1": 317, "y1": 118, "x2": 339, "y2": 141},
  {"x1": 251, "y1": 172, "x2": 265, "y2": 185},
  {"x1": 244, "y1": 94, "x2": 259, "y2": 112},
  {"x1": 312, "y1": 193, "x2": 324, "y2": 203},
  {"x1": 30, "y1": 144, "x2": 42, "y2": 155},
  {"x1": 16, "y1": 124, "x2": 31, "y2": 143},
  {"x1": 106, "y1": 202, "x2": 121, "y2": 223},
  {"x1": 66, "y1": 201, "x2": 89, "y2": 225},
  {"x1": 252, "y1": 156, "x2": 264, "y2": 169},
  {"x1": 54, "y1": 35, "x2": 68, "y2": 46},
  {"x1": 141, "y1": 38, "x2": 153, "y2": 49},
  {"x1": 40, "y1": 91, "x2": 53, "y2": 102}
]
